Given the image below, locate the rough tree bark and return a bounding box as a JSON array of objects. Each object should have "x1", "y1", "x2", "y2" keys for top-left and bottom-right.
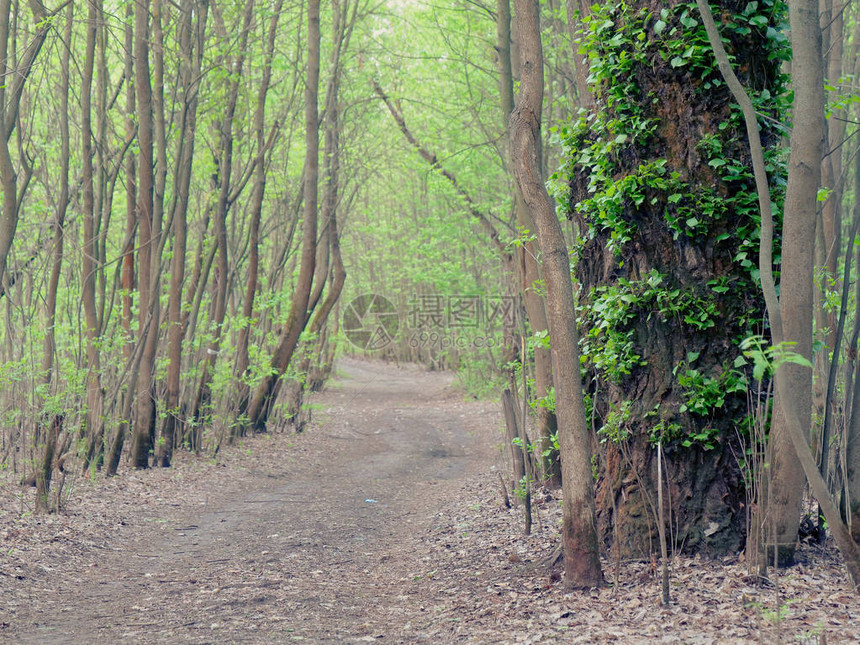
[
  {"x1": 565, "y1": 0, "x2": 790, "y2": 557},
  {"x1": 510, "y1": 0, "x2": 603, "y2": 588}
]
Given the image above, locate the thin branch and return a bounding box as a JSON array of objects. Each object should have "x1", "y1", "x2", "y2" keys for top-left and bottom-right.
[{"x1": 371, "y1": 77, "x2": 512, "y2": 260}]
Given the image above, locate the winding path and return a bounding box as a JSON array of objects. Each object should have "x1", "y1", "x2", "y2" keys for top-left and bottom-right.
[{"x1": 5, "y1": 358, "x2": 499, "y2": 644}]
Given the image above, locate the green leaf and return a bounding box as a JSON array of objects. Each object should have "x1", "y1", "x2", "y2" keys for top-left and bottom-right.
[
  {"x1": 670, "y1": 56, "x2": 687, "y2": 68},
  {"x1": 654, "y1": 19, "x2": 666, "y2": 34}
]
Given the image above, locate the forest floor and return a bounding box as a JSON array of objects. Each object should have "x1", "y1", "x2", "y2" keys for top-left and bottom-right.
[{"x1": 1, "y1": 357, "x2": 858, "y2": 644}]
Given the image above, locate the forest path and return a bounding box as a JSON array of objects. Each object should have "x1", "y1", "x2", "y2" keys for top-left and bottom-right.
[
  {"x1": 6, "y1": 361, "x2": 860, "y2": 644},
  {"x1": 3, "y1": 358, "x2": 503, "y2": 644}
]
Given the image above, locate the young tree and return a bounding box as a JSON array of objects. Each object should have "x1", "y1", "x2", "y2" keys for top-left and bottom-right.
[
  {"x1": 510, "y1": 0, "x2": 603, "y2": 588},
  {"x1": 35, "y1": 3, "x2": 73, "y2": 511},
  {"x1": 244, "y1": 0, "x2": 321, "y2": 432},
  {"x1": 80, "y1": 0, "x2": 105, "y2": 473},
  {"x1": 189, "y1": 0, "x2": 256, "y2": 432},
  {"x1": 129, "y1": 0, "x2": 157, "y2": 469},
  {"x1": 0, "y1": 0, "x2": 51, "y2": 291},
  {"x1": 157, "y1": 0, "x2": 210, "y2": 467},
  {"x1": 497, "y1": 0, "x2": 559, "y2": 486}
]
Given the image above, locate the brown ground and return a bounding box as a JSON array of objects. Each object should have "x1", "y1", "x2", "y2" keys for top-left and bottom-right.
[{"x1": 1, "y1": 358, "x2": 858, "y2": 644}]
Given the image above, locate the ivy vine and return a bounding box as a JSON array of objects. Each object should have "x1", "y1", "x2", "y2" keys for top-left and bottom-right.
[{"x1": 554, "y1": 0, "x2": 790, "y2": 448}]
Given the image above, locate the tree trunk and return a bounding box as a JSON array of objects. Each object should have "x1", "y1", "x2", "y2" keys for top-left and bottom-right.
[
  {"x1": 80, "y1": 0, "x2": 105, "y2": 473},
  {"x1": 0, "y1": 0, "x2": 48, "y2": 291},
  {"x1": 510, "y1": 0, "x2": 603, "y2": 588},
  {"x1": 283, "y1": 0, "x2": 354, "y2": 430},
  {"x1": 190, "y1": 0, "x2": 255, "y2": 433},
  {"x1": 129, "y1": 0, "x2": 157, "y2": 469},
  {"x1": 157, "y1": 0, "x2": 209, "y2": 467},
  {"x1": 498, "y1": 0, "x2": 559, "y2": 486},
  {"x1": 106, "y1": 0, "x2": 136, "y2": 476},
  {"x1": 234, "y1": 0, "x2": 283, "y2": 421},
  {"x1": 244, "y1": 0, "x2": 321, "y2": 433},
  {"x1": 763, "y1": 0, "x2": 824, "y2": 566},
  {"x1": 567, "y1": 0, "x2": 787, "y2": 557},
  {"x1": 36, "y1": 3, "x2": 72, "y2": 511}
]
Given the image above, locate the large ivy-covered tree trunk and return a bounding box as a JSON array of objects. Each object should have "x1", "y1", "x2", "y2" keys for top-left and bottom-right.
[{"x1": 561, "y1": 0, "x2": 788, "y2": 557}]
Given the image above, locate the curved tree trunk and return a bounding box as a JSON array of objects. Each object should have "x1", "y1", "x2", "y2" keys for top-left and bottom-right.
[
  {"x1": 498, "y1": 0, "x2": 559, "y2": 486},
  {"x1": 510, "y1": 0, "x2": 603, "y2": 588},
  {"x1": 244, "y1": 0, "x2": 321, "y2": 433},
  {"x1": 0, "y1": 0, "x2": 49, "y2": 291}
]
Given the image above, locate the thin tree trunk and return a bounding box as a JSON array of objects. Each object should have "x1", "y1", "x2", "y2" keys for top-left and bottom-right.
[
  {"x1": 244, "y1": 0, "x2": 321, "y2": 433},
  {"x1": 36, "y1": 3, "x2": 72, "y2": 511},
  {"x1": 284, "y1": 0, "x2": 355, "y2": 429},
  {"x1": 0, "y1": 0, "x2": 48, "y2": 291},
  {"x1": 107, "y1": 0, "x2": 136, "y2": 475},
  {"x1": 190, "y1": 0, "x2": 255, "y2": 431},
  {"x1": 129, "y1": 0, "x2": 156, "y2": 469},
  {"x1": 234, "y1": 0, "x2": 283, "y2": 420},
  {"x1": 157, "y1": 0, "x2": 208, "y2": 467},
  {"x1": 846, "y1": 154, "x2": 860, "y2": 545},
  {"x1": 498, "y1": 0, "x2": 558, "y2": 486},
  {"x1": 510, "y1": 0, "x2": 602, "y2": 588},
  {"x1": 80, "y1": 0, "x2": 105, "y2": 473}
]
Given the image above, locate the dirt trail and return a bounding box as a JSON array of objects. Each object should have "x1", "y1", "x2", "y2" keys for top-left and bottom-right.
[
  {"x1": 2, "y1": 358, "x2": 502, "y2": 644},
  {"x1": 8, "y1": 359, "x2": 859, "y2": 644}
]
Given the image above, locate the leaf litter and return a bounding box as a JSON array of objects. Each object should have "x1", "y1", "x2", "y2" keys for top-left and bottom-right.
[{"x1": 0, "y1": 357, "x2": 856, "y2": 643}]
